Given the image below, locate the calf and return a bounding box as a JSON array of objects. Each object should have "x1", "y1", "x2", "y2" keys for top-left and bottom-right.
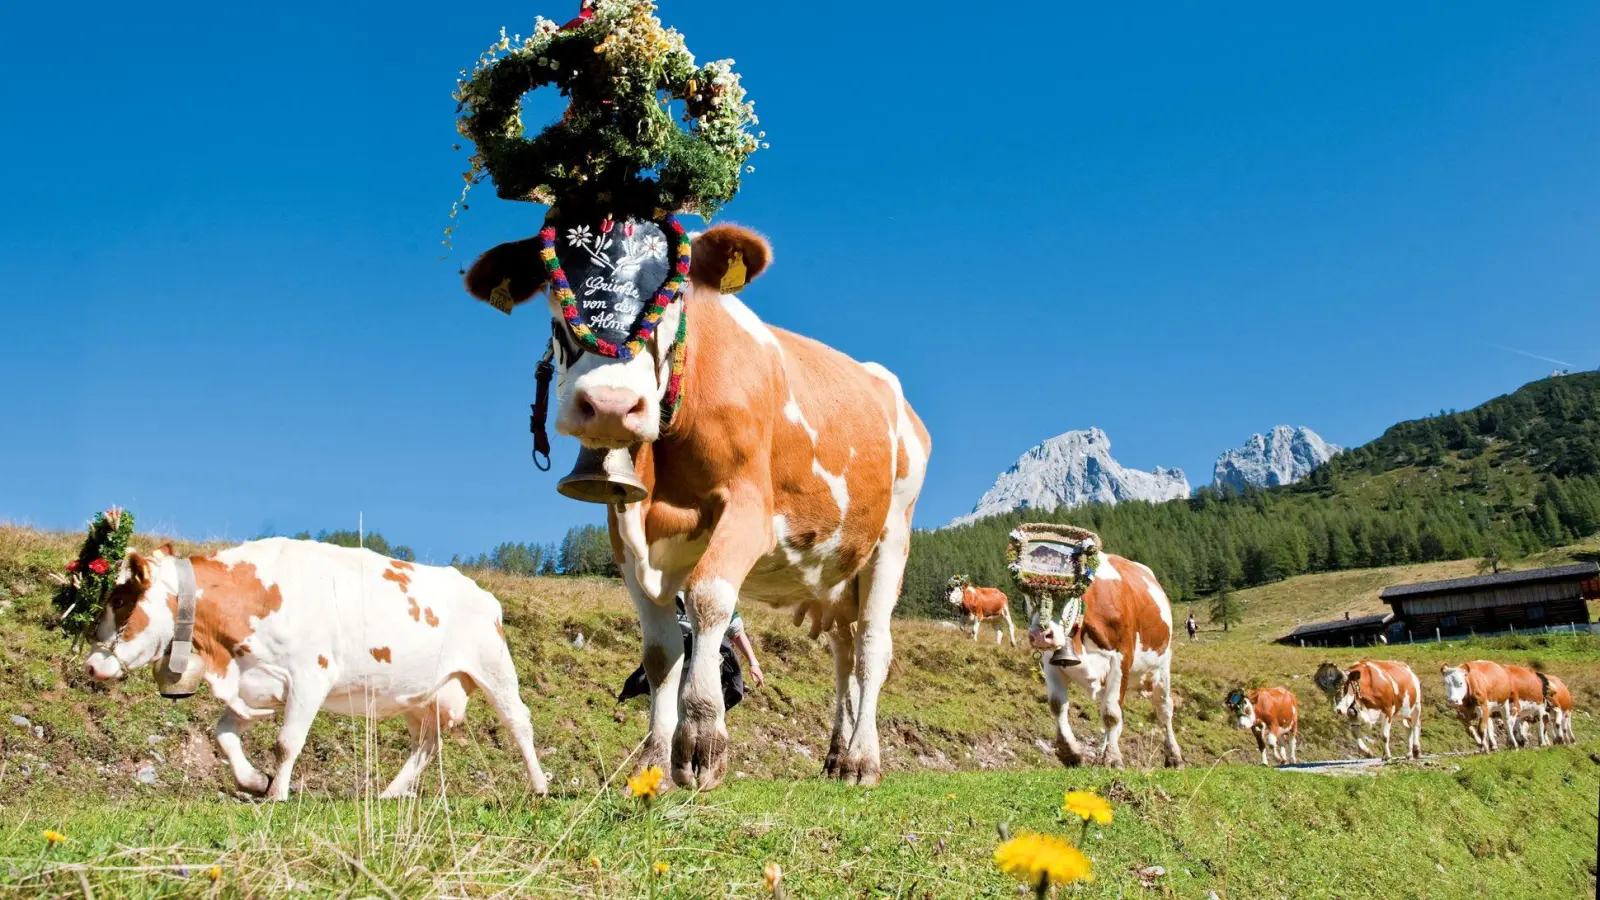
[
  {"x1": 465, "y1": 223, "x2": 930, "y2": 789},
  {"x1": 1227, "y1": 686, "x2": 1299, "y2": 765},
  {"x1": 1502, "y1": 664, "x2": 1548, "y2": 749},
  {"x1": 1540, "y1": 673, "x2": 1576, "y2": 745},
  {"x1": 1316, "y1": 659, "x2": 1422, "y2": 759},
  {"x1": 946, "y1": 575, "x2": 1016, "y2": 646},
  {"x1": 1026, "y1": 556, "x2": 1183, "y2": 769},
  {"x1": 84, "y1": 539, "x2": 549, "y2": 800},
  {"x1": 1440, "y1": 661, "x2": 1514, "y2": 752}
]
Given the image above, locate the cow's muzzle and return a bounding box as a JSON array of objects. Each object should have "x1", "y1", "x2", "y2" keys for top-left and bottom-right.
[{"x1": 85, "y1": 648, "x2": 124, "y2": 681}]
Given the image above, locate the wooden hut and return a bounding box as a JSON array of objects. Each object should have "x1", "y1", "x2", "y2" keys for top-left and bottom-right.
[{"x1": 1379, "y1": 562, "x2": 1599, "y2": 640}]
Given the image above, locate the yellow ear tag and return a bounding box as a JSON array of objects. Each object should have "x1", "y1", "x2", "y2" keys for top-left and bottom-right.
[
  {"x1": 489, "y1": 277, "x2": 515, "y2": 314},
  {"x1": 720, "y1": 251, "x2": 747, "y2": 293}
]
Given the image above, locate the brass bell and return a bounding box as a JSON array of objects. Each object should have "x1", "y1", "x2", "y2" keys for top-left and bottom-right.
[
  {"x1": 1049, "y1": 646, "x2": 1082, "y2": 668},
  {"x1": 154, "y1": 652, "x2": 205, "y2": 698},
  {"x1": 557, "y1": 445, "x2": 648, "y2": 505}
]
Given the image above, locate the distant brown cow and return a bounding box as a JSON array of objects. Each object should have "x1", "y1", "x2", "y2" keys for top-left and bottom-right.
[
  {"x1": 1316, "y1": 659, "x2": 1422, "y2": 759},
  {"x1": 1227, "y1": 686, "x2": 1299, "y2": 765},
  {"x1": 1502, "y1": 664, "x2": 1548, "y2": 749},
  {"x1": 1540, "y1": 674, "x2": 1576, "y2": 745},
  {"x1": 1440, "y1": 660, "x2": 1515, "y2": 752},
  {"x1": 945, "y1": 575, "x2": 1016, "y2": 646}
]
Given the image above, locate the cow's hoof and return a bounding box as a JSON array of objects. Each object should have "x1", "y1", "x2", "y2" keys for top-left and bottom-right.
[
  {"x1": 378, "y1": 788, "x2": 417, "y2": 800},
  {"x1": 834, "y1": 754, "x2": 881, "y2": 787},
  {"x1": 670, "y1": 717, "x2": 728, "y2": 791},
  {"x1": 1053, "y1": 739, "x2": 1085, "y2": 768},
  {"x1": 235, "y1": 772, "x2": 270, "y2": 796},
  {"x1": 1165, "y1": 752, "x2": 1185, "y2": 769}
]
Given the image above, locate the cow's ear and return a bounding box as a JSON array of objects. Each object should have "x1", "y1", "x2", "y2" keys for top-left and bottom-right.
[
  {"x1": 690, "y1": 224, "x2": 772, "y2": 293},
  {"x1": 151, "y1": 542, "x2": 175, "y2": 561},
  {"x1": 463, "y1": 238, "x2": 550, "y2": 314},
  {"x1": 124, "y1": 552, "x2": 152, "y2": 589},
  {"x1": 1347, "y1": 669, "x2": 1362, "y2": 682}
]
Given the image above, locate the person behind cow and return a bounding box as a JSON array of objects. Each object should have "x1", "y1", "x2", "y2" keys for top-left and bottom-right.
[
  {"x1": 618, "y1": 593, "x2": 764, "y2": 711},
  {"x1": 1185, "y1": 612, "x2": 1198, "y2": 641}
]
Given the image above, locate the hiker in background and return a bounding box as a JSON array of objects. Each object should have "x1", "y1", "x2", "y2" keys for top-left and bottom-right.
[
  {"x1": 617, "y1": 593, "x2": 764, "y2": 709},
  {"x1": 1186, "y1": 612, "x2": 1199, "y2": 641}
]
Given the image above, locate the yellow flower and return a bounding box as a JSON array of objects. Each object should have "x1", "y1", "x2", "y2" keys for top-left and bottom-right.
[
  {"x1": 652, "y1": 861, "x2": 670, "y2": 876},
  {"x1": 1063, "y1": 790, "x2": 1113, "y2": 825},
  {"x1": 588, "y1": 855, "x2": 602, "y2": 871},
  {"x1": 944, "y1": 793, "x2": 956, "y2": 800},
  {"x1": 207, "y1": 866, "x2": 222, "y2": 881},
  {"x1": 42, "y1": 830, "x2": 67, "y2": 845},
  {"x1": 763, "y1": 861, "x2": 783, "y2": 890},
  {"x1": 627, "y1": 766, "x2": 665, "y2": 800},
  {"x1": 993, "y1": 833, "x2": 1094, "y2": 886}
]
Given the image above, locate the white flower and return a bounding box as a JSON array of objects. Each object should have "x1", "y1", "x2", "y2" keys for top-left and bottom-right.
[
  {"x1": 745, "y1": 165, "x2": 755, "y2": 173},
  {"x1": 760, "y1": 142, "x2": 770, "y2": 150},
  {"x1": 641, "y1": 235, "x2": 665, "y2": 256},
  {"x1": 566, "y1": 224, "x2": 593, "y2": 246}
]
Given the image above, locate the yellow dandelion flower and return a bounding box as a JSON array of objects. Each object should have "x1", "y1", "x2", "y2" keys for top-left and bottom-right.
[
  {"x1": 993, "y1": 832, "x2": 1094, "y2": 887},
  {"x1": 42, "y1": 830, "x2": 67, "y2": 845},
  {"x1": 944, "y1": 793, "x2": 956, "y2": 800},
  {"x1": 627, "y1": 766, "x2": 665, "y2": 800},
  {"x1": 652, "y1": 861, "x2": 670, "y2": 876},
  {"x1": 763, "y1": 861, "x2": 783, "y2": 890},
  {"x1": 588, "y1": 855, "x2": 602, "y2": 871},
  {"x1": 1063, "y1": 790, "x2": 1113, "y2": 825},
  {"x1": 207, "y1": 866, "x2": 222, "y2": 881}
]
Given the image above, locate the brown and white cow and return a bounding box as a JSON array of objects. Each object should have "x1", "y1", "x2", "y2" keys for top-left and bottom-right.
[
  {"x1": 465, "y1": 224, "x2": 930, "y2": 789},
  {"x1": 1440, "y1": 660, "x2": 1515, "y2": 752},
  {"x1": 1227, "y1": 686, "x2": 1299, "y2": 765},
  {"x1": 1315, "y1": 659, "x2": 1422, "y2": 759},
  {"x1": 84, "y1": 539, "x2": 549, "y2": 800},
  {"x1": 1024, "y1": 557, "x2": 1183, "y2": 769},
  {"x1": 1502, "y1": 663, "x2": 1549, "y2": 749},
  {"x1": 946, "y1": 575, "x2": 1016, "y2": 646},
  {"x1": 1540, "y1": 673, "x2": 1576, "y2": 745}
]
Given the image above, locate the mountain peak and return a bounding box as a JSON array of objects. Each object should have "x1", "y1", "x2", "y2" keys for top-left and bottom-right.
[
  {"x1": 948, "y1": 429, "x2": 1189, "y2": 527},
  {"x1": 1212, "y1": 425, "x2": 1341, "y2": 492}
]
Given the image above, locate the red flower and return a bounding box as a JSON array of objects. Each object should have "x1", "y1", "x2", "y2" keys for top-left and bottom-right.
[
  {"x1": 65, "y1": 560, "x2": 80, "y2": 572},
  {"x1": 600, "y1": 217, "x2": 614, "y2": 234},
  {"x1": 88, "y1": 558, "x2": 109, "y2": 575}
]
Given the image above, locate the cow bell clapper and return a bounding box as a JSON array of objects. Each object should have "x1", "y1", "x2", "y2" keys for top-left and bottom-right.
[{"x1": 557, "y1": 445, "x2": 648, "y2": 505}]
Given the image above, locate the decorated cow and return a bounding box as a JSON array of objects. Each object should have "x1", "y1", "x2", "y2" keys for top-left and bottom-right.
[
  {"x1": 1007, "y1": 524, "x2": 1183, "y2": 769},
  {"x1": 945, "y1": 574, "x2": 1017, "y2": 646},
  {"x1": 66, "y1": 523, "x2": 549, "y2": 800},
  {"x1": 1315, "y1": 659, "x2": 1423, "y2": 759},
  {"x1": 1226, "y1": 686, "x2": 1300, "y2": 765}
]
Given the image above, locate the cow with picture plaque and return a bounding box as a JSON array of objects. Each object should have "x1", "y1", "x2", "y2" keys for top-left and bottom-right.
[{"x1": 1010, "y1": 523, "x2": 1183, "y2": 769}]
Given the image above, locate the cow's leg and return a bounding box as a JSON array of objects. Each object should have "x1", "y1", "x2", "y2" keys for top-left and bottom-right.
[
  {"x1": 1476, "y1": 706, "x2": 1493, "y2": 752},
  {"x1": 1536, "y1": 706, "x2": 1549, "y2": 747},
  {"x1": 266, "y1": 676, "x2": 330, "y2": 801},
  {"x1": 824, "y1": 618, "x2": 859, "y2": 777},
  {"x1": 1043, "y1": 659, "x2": 1086, "y2": 766},
  {"x1": 214, "y1": 708, "x2": 270, "y2": 796},
  {"x1": 382, "y1": 708, "x2": 441, "y2": 799},
  {"x1": 1255, "y1": 727, "x2": 1269, "y2": 766},
  {"x1": 1409, "y1": 709, "x2": 1422, "y2": 760},
  {"x1": 625, "y1": 571, "x2": 685, "y2": 779},
  {"x1": 1096, "y1": 658, "x2": 1128, "y2": 768},
  {"x1": 1501, "y1": 706, "x2": 1520, "y2": 749},
  {"x1": 470, "y1": 650, "x2": 551, "y2": 796},
  {"x1": 969, "y1": 617, "x2": 980, "y2": 641},
  {"x1": 1353, "y1": 723, "x2": 1373, "y2": 758},
  {"x1": 1380, "y1": 714, "x2": 1394, "y2": 760},
  {"x1": 1289, "y1": 724, "x2": 1298, "y2": 764},
  {"x1": 1003, "y1": 607, "x2": 1018, "y2": 648},
  {"x1": 1152, "y1": 657, "x2": 1183, "y2": 767},
  {"x1": 993, "y1": 619, "x2": 1003, "y2": 645},
  {"x1": 836, "y1": 532, "x2": 912, "y2": 787}
]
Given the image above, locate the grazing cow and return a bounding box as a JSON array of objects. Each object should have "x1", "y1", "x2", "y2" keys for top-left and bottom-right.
[
  {"x1": 1539, "y1": 673, "x2": 1576, "y2": 745},
  {"x1": 1501, "y1": 664, "x2": 1549, "y2": 749},
  {"x1": 1315, "y1": 659, "x2": 1422, "y2": 759},
  {"x1": 465, "y1": 224, "x2": 930, "y2": 789},
  {"x1": 1227, "y1": 686, "x2": 1299, "y2": 765},
  {"x1": 1440, "y1": 660, "x2": 1515, "y2": 752},
  {"x1": 946, "y1": 575, "x2": 1017, "y2": 646},
  {"x1": 84, "y1": 539, "x2": 549, "y2": 800},
  {"x1": 1025, "y1": 557, "x2": 1183, "y2": 769}
]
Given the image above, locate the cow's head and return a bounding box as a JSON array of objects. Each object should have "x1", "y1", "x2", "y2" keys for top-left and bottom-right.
[
  {"x1": 1023, "y1": 596, "x2": 1066, "y2": 652},
  {"x1": 945, "y1": 574, "x2": 969, "y2": 605},
  {"x1": 1225, "y1": 689, "x2": 1256, "y2": 729},
  {"x1": 464, "y1": 223, "x2": 772, "y2": 448},
  {"x1": 1326, "y1": 668, "x2": 1366, "y2": 718},
  {"x1": 1440, "y1": 665, "x2": 1469, "y2": 706},
  {"x1": 84, "y1": 546, "x2": 179, "y2": 681}
]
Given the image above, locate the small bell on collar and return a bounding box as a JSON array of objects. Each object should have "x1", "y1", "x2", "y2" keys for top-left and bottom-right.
[
  {"x1": 557, "y1": 445, "x2": 648, "y2": 505},
  {"x1": 1049, "y1": 644, "x2": 1082, "y2": 668},
  {"x1": 154, "y1": 652, "x2": 205, "y2": 698}
]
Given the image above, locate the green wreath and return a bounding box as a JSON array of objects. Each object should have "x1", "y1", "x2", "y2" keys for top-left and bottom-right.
[
  {"x1": 51, "y1": 507, "x2": 136, "y2": 635},
  {"x1": 453, "y1": 0, "x2": 762, "y2": 219}
]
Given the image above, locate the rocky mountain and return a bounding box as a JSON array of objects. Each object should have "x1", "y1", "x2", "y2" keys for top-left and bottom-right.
[
  {"x1": 948, "y1": 428, "x2": 1189, "y2": 527},
  {"x1": 1212, "y1": 425, "x2": 1341, "y2": 492}
]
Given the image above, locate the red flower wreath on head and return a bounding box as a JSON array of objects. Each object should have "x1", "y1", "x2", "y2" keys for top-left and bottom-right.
[
  {"x1": 65, "y1": 560, "x2": 80, "y2": 572},
  {"x1": 88, "y1": 558, "x2": 109, "y2": 575}
]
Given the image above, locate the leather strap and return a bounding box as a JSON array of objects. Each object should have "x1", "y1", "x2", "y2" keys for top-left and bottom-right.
[{"x1": 166, "y1": 558, "x2": 198, "y2": 676}]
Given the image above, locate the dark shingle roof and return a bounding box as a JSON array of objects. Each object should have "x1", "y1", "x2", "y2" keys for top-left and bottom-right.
[
  {"x1": 1379, "y1": 562, "x2": 1600, "y2": 602},
  {"x1": 1281, "y1": 612, "x2": 1394, "y2": 639}
]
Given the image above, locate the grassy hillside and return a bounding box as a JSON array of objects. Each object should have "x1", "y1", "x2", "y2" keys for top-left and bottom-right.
[{"x1": 2, "y1": 524, "x2": 1598, "y2": 896}]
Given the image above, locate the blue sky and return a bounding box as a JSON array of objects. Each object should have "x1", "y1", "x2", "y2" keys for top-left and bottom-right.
[{"x1": 2, "y1": 2, "x2": 1597, "y2": 561}]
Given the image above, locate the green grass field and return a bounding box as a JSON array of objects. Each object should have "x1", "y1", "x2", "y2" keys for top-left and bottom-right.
[{"x1": 2, "y1": 525, "x2": 1597, "y2": 897}]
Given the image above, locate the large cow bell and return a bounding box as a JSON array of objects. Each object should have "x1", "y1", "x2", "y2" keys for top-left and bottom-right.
[
  {"x1": 557, "y1": 446, "x2": 648, "y2": 505},
  {"x1": 153, "y1": 652, "x2": 205, "y2": 699}
]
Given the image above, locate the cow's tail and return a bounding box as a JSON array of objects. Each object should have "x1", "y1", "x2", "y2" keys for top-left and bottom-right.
[{"x1": 1536, "y1": 671, "x2": 1551, "y2": 706}]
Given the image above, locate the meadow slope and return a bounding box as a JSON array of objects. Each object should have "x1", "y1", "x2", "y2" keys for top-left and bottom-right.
[{"x1": 1, "y1": 525, "x2": 1597, "y2": 897}]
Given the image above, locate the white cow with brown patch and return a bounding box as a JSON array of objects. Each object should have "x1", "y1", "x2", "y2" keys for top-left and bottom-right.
[
  {"x1": 1023, "y1": 556, "x2": 1184, "y2": 769},
  {"x1": 84, "y1": 539, "x2": 549, "y2": 800},
  {"x1": 1317, "y1": 659, "x2": 1423, "y2": 759},
  {"x1": 465, "y1": 224, "x2": 930, "y2": 789}
]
